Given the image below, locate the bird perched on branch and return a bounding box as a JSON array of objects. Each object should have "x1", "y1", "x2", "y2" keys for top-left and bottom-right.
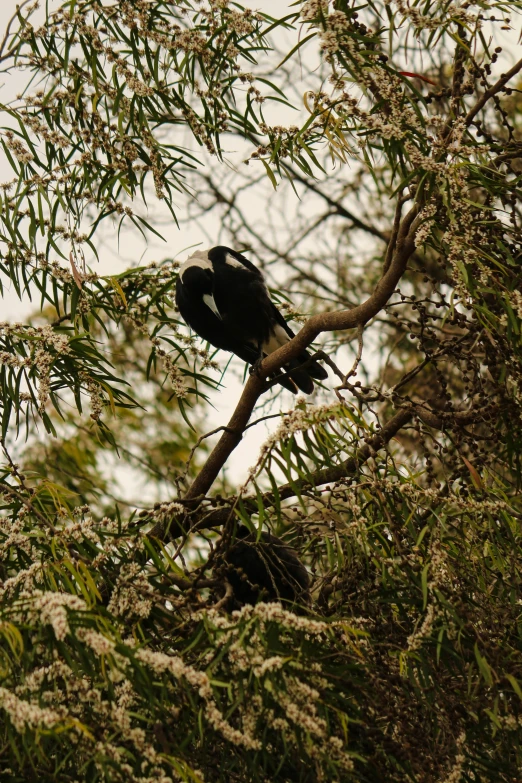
[
  {"x1": 221, "y1": 525, "x2": 311, "y2": 608},
  {"x1": 175, "y1": 246, "x2": 328, "y2": 393}
]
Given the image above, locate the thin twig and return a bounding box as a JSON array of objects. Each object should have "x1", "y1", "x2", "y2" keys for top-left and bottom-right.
[
  {"x1": 466, "y1": 56, "x2": 522, "y2": 125},
  {"x1": 212, "y1": 580, "x2": 233, "y2": 610},
  {"x1": 52, "y1": 313, "x2": 72, "y2": 327},
  {"x1": 335, "y1": 325, "x2": 364, "y2": 400},
  {"x1": 0, "y1": 481, "x2": 57, "y2": 532},
  {"x1": 245, "y1": 412, "x2": 290, "y2": 431},
  {"x1": 283, "y1": 164, "x2": 388, "y2": 242},
  {"x1": 0, "y1": 0, "x2": 31, "y2": 63},
  {"x1": 181, "y1": 425, "x2": 241, "y2": 483}
]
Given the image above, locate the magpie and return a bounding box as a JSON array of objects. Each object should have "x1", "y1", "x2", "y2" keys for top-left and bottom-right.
[
  {"x1": 222, "y1": 524, "x2": 310, "y2": 608},
  {"x1": 175, "y1": 246, "x2": 328, "y2": 393}
]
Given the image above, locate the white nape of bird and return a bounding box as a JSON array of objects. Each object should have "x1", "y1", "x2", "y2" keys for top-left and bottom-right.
[{"x1": 175, "y1": 246, "x2": 328, "y2": 393}]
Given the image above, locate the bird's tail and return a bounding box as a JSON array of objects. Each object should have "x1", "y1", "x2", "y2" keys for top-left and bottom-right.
[{"x1": 279, "y1": 351, "x2": 328, "y2": 394}]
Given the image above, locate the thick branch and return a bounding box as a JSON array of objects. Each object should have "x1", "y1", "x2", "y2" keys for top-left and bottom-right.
[
  {"x1": 150, "y1": 406, "x2": 414, "y2": 540},
  {"x1": 264, "y1": 402, "x2": 494, "y2": 504}
]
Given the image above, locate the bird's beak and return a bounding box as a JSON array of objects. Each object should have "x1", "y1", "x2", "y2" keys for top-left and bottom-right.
[{"x1": 202, "y1": 293, "x2": 222, "y2": 320}]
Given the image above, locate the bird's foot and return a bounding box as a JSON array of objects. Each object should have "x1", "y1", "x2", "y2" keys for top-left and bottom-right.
[{"x1": 249, "y1": 356, "x2": 265, "y2": 379}]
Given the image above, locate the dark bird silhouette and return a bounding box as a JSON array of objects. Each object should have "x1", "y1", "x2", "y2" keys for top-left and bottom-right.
[
  {"x1": 221, "y1": 525, "x2": 311, "y2": 608},
  {"x1": 175, "y1": 246, "x2": 327, "y2": 393}
]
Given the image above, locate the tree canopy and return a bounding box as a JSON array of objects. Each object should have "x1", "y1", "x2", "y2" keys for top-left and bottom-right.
[{"x1": 1, "y1": 0, "x2": 522, "y2": 780}]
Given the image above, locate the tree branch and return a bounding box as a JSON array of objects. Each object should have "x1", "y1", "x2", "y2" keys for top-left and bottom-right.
[
  {"x1": 148, "y1": 396, "x2": 493, "y2": 541},
  {"x1": 0, "y1": 0, "x2": 31, "y2": 64},
  {"x1": 270, "y1": 407, "x2": 413, "y2": 501},
  {"x1": 465, "y1": 56, "x2": 522, "y2": 125},
  {"x1": 151, "y1": 406, "x2": 414, "y2": 539}
]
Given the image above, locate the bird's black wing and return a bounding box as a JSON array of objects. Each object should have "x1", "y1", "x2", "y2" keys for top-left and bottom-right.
[
  {"x1": 179, "y1": 246, "x2": 327, "y2": 391},
  {"x1": 269, "y1": 300, "x2": 296, "y2": 340},
  {"x1": 208, "y1": 246, "x2": 264, "y2": 277},
  {"x1": 220, "y1": 260, "x2": 328, "y2": 389},
  {"x1": 176, "y1": 274, "x2": 259, "y2": 364}
]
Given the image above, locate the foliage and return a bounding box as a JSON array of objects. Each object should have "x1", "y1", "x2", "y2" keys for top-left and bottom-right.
[{"x1": 1, "y1": 0, "x2": 522, "y2": 781}]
